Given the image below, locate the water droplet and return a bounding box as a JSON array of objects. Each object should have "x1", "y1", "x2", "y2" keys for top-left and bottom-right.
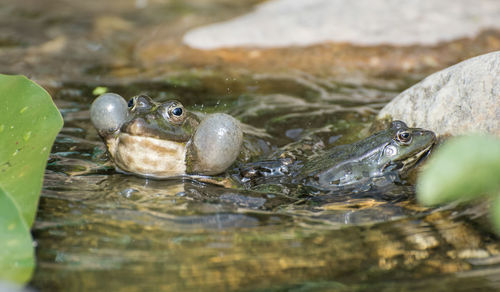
[
  {"x1": 0, "y1": 125, "x2": 4, "y2": 133},
  {"x1": 20, "y1": 106, "x2": 28, "y2": 114},
  {"x1": 23, "y1": 131, "x2": 31, "y2": 141}
]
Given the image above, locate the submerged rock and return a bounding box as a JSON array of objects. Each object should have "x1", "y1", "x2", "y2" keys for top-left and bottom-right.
[
  {"x1": 184, "y1": 0, "x2": 500, "y2": 49},
  {"x1": 377, "y1": 51, "x2": 500, "y2": 137}
]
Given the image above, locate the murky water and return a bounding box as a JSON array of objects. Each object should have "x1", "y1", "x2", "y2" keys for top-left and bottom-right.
[{"x1": 30, "y1": 76, "x2": 500, "y2": 291}]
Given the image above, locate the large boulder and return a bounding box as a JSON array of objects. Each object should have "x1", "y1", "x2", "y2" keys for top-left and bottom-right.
[
  {"x1": 183, "y1": 0, "x2": 500, "y2": 49},
  {"x1": 377, "y1": 51, "x2": 500, "y2": 137}
]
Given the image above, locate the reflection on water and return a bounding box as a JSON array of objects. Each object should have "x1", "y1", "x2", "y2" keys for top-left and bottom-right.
[{"x1": 31, "y1": 75, "x2": 500, "y2": 291}]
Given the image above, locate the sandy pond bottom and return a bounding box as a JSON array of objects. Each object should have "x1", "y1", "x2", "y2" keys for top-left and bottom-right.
[{"x1": 27, "y1": 76, "x2": 500, "y2": 292}]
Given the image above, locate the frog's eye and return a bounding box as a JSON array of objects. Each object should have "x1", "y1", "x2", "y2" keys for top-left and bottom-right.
[
  {"x1": 167, "y1": 102, "x2": 186, "y2": 124},
  {"x1": 396, "y1": 130, "x2": 412, "y2": 145},
  {"x1": 172, "y1": 107, "x2": 183, "y2": 116}
]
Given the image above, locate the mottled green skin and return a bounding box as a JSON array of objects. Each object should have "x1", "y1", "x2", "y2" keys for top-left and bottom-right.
[
  {"x1": 119, "y1": 95, "x2": 200, "y2": 143},
  {"x1": 241, "y1": 121, "x2": 436, "y2": 190},
  {"x1": 297, "y1": 121, "x2": 435, "y2": 188}
]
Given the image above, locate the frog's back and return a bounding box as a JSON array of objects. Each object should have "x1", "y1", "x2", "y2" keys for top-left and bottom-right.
[{"x1": 291, "y1": 121, "x2": 436, "y2": 189}]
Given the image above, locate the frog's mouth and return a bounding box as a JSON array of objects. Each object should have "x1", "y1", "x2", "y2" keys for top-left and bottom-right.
[
  {"x1": 398, "y1": 143, "x2": 434, "y2": 172},
  {"x1": 122, "y1": 118, "x2": 191, "y2": 142}
]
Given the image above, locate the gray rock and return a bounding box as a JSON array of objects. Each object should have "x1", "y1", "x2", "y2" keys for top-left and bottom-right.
[
  {"x1": 183, "y1": 0, "x2": 500, "y2": 49},
  {"x1": 377, "y1": 51, "x2": 500, "y2": 137}
]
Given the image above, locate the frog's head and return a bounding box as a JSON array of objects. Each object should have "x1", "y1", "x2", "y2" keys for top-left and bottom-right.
[
  {"x1": 120, "y1": 95, "x2": 197, "y2": 142},
  {"x1": 377, "y1": 120, "x2": 436, "y2": 175},
  {"x1": 90, "y1": 93, "x2": 242, "y2": 178}
]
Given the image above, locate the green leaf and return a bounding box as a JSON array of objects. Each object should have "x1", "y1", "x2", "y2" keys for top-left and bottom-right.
[
  {"x1": 0, "y1": 74, "x2": 63, "y2": 226},
  {"x1": 0, "y1": 74, "x2": 63, "y2": 284},
  {"x1": 0, "y1": 188, "x2": 34, "y2": 284},
  {"x1": 417, "y1": 135, "x2": 500, "y2": 206}
]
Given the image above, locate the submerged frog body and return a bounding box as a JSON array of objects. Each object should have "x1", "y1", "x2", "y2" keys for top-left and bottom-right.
[
  {"x1": 90, "y1": 93, "x2": 243, "y2": 178},
  {"x1": 241, "y1": 121, "x2": 436, "y2": 190}
]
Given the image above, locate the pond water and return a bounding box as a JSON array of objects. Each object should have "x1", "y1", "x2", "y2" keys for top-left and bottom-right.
[
  {"x1": 5, "y1": 0, "x2": 498, "y2": 291},
  {"x1": 29, "y1": 76, "x2": 500, "y2": 291}
]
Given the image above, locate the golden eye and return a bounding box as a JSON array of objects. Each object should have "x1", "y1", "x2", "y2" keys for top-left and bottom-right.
[
  {"x1": 167, "y1": 102, "x2": 185, "y2": 124},
  {"x1": 396, "y1": 130, "x2": 412, "y2": 144}
]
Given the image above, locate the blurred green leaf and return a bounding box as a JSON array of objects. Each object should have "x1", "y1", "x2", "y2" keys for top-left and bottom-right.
[
  {"x1": 0, "y1": 74, "x2": 63, "y2": 283},
  {"x1": 417, "y1": 135, "x2": 500, "y2": 206},
  {"x1": 0, "y1": 188, "x2": 34, "y2": 284},
  {"x1": 0, "y1": 74, "x2": 63, "y2": 225}
]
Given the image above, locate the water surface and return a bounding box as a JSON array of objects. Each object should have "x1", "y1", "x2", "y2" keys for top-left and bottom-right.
[{"x1": 31, "y1": 77, "x2": 500, "y2": 291}]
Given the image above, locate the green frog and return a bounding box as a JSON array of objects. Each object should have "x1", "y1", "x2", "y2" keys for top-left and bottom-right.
[
  {"x1": 240, "y1": 121, "x2": 436, "y2": 190},
  {"x1": 90, "y1": 93, "x2": 243, "y2": 178}
]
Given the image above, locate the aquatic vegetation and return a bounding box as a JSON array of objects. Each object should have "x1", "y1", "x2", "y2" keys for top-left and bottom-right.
[
  {"x1": 418, "y1": 135, "x2": 500, "y2": 231},
  {"x1": 0, "y1": 75, "x2": 63, "y2": 284}
]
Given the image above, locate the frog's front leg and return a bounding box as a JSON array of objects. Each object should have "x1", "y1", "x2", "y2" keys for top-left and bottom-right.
[{"x1": 238, "y1": 157, "x2": 295, "y2": 183}]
